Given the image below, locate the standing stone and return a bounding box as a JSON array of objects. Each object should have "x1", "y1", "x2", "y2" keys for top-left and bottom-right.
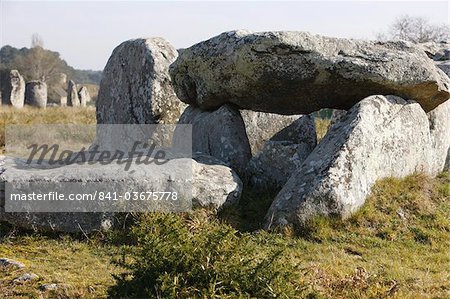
[
  {"x1": 25, "y1": 81, "x2": 47, "y2": 108},
  {"x1": 67, "y1": 80, "x2": 80, "y2": 107},
  {"x1": 240, "y1": 111, "x2": 303, "y2": 154},
  {"x1": 428, "y1": 100, "x2": 450, "y2": 174},
  {"x1": 2, "y1": 70, "x2": 25, "y2": 108},
  {"x1": 96, "y1": 38, "x2": 186, "y2": 125},
  {"x1": 54, "y1": 87, "x2": 67, "y2": 107},
  {"x1": 78, "y1": 86, "x2": 91, "y2": 107},
  {"x1": 58, "y1": 73, "x2": 67, "y2": 85},
  {"x1": 174, "y1": 104, "x2": 251, "y2": 177},
  {"x1": 170, "y1": 30, "x2": 450, "y2": 114},
  {"x1": 265, "y1": 95, "x2": 433, "y2": 230},
  {"x1": 245, "y1": 115, "x2": 317, "y2": 190}
]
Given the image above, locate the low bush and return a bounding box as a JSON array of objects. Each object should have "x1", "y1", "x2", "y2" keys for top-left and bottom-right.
[{"x1": 108, "y1": 211, "x2": 303, "y2": 298}]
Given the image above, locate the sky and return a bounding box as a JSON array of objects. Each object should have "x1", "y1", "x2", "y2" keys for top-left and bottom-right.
[{"x1": 1, "y1": 1, "x2": 449, "y2": 71}]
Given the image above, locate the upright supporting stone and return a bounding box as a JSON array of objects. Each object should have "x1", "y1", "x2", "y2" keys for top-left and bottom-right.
[
  {"x1": 428, "y1": 100, "x2": 450, "y2": 174},
  {"x1": 25, "y1": 81, "x2": 47, "y2": 108},
  {"x1": 245, "y1": 115, "x2": 317, "y2": 190},
  {"x1": 265, "y1": 95, "x2": 433, "y2": 230},
  {"x1": 174, "y1": 104, "x2": 252, "y2": 177},
  {"x1": 96, "y1": 37, "x2": 185, "y2": 125}
]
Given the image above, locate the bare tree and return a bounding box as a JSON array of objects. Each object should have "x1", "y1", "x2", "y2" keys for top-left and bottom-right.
[
  {"x1": 31, "y1": 33, "x2": 44, "y2": 48},
  {"x1": 14, "y1": 35, "x2": 66, "y2": 82},
  {"x1": 378, "y1": 15, "x2": 449, "y2": 43}
]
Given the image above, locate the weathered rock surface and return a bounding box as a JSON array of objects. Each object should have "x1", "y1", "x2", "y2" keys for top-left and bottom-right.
[
  {"x1": 329, "y1": 109, "x2": 347, "y2": 128},
  {"x1": 13, "y1": 273, "x2": 39, "y2": 283},
  {"x1": 0, "y1": 156, "x2": 241, "y2": 232},
  {"x1": 96, "y1": 38, "x2": 186, "y2": 125},
  {"x1": 1, "y1": 70, "x2": 25, "y2": 108},
  {"x1": 67, "y1": 80, "x2": 80, "y2": 107},
  {"x1": 428, "y1": 100, "x2": 450, "y2": 174},
  {"x1": 25, "y1": 81, "x2": 47, "y2": 108},
  {"x1": 174, "y1": 104, "x2": 251, "y2": 177},
  {"x1": 170, "y1": 30, "x2": 450, "y2": 113},
  {"x1": 240, "y1": 111, "x2": 304, "y2": 154},
  {"x1": 78, "y1": 86, "x2": 91, "y2": 107},
  {"x1": 436, "y1": 61, "x2": 450, "y2": 78},
  {"x1": 246, "y1": 141, "x2": 314, "y2": 190},
  {"x1": 0, "y1": 258, "x2": 25, "y2": 269},
  {"x1": 245, "y1": 115, "x2": 317, "y2": 189},
  {"x1": 265, "y1": 95, "x2": 433, "y2": 229}
]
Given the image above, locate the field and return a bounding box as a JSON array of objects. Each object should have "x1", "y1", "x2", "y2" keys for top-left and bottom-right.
[
  {"x1": 0, "y1": 106, "x2": 96, "y2": 154},
  {"x1": 0, "y1": 107, "x2": 449, "y2": 298}
]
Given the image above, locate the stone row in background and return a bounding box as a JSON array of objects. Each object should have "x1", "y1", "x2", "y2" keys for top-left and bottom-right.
[{"x1": 0, "y1": 70, "x2": 92, "y2": 108}]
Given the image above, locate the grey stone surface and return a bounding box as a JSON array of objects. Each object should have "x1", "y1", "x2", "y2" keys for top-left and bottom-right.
[
  {"x1": 240, "y1": 111, "x2": 303, "y2": 154},
  {"x1": 265, "y1": 95, "x2": 433, "y2": 229},
  {"x1": 13, "y1": 273, "x2": 39, "y2": 283},
  {"x1": 436, "y1": 61, "x2": 450, "y2": 78},
  {"x1": 96, "y1": 38, "x2": 186, "y2": 125},
  {"x1": 428, "y1": 100, "x2": 450, "y2": 174},
  {"x1": 25, "y1": 81, "x2": 47, "y2": 108},
  {"x1": 40, "y1": 283, "x2": 69, "y2": 291},
  {"x1": 0, "y1": 258, "x2": 25, "y2": 269},
  {"x1": 67, "y1": 80, "x2": 80, "y2": 107},
  {"x1": 2, "y1": 70, "x2": 25, "y2": 108},
  {"x1": 170, "y1": 30, "x2": 450, "y2": 113},
  {"x1": 329, "y1": 109, "x2": 347, "y2": 128},
  {"x1": 78, "y1": 86, "x2": 91, "y2": 107},
  {"x1": 174, "y1": 104, "x2": 251, "y2": 177},
  {"x1": 245, "y1": 115, "x2": 317, "y2": 189},
  {"x1": 0, "y1": 156, "x2": 241, "y2": 232}
]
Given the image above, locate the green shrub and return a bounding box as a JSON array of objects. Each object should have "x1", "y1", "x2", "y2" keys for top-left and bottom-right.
[{"x1": 108, "y1": 212, "x2": 303, "y2": 298}]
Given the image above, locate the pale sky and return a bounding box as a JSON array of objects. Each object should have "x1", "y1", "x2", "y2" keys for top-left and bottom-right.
[{"x1": 1, "y1": 1, "x2": 449, "y2": 70}]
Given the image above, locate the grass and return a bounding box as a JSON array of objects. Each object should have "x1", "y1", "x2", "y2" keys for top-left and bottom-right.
[
  {"x1": 0, "y1": 106, "x2": 96, "y2": 154},
  {"x1": 0, "y1": 173, "x2": 449, "y2": 298},
  {"x1": 1, "y1": 108, "x2": 449, "y2": 297},
  {"x1": 0, "y1": 233, "x2": 119, "y2": 298}
]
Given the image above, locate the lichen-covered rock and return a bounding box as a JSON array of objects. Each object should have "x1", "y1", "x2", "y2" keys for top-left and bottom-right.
[
  {"x1": 329, "y1": 109, "x2": 347, "y2": 128},
  {"x1": 240, "y1": 111, "x2": 303, "y2": 154},
  {"x1": 67, "y1": 80, "x2": 80, "y2": 107},
  {"x1": 192, "y1": 159, "x2": 242, "y2": 208},
  {"x1": 174, "y1": 104, "x2": 251, "y2": 177},
  {"x1": 428, "y1": 100, "x2": 450, "y2": 174},
  {"x1": 1, "y1": 70, "x2": 25, "y2": 108},
  {"x1": 170, "y1": 30, "x2": 450, "y2": 114},
  {"x1": 245, "y1": 115, "x2": 317, "y2": 189},
  {"x1": 0, "y1": 156, "x2": 241, "y2": 232},
  {"x1": 78, "y1": 86, "x2": 91, "y2": 107},
  {"x1": 246, "y1": 141, "x2": 313, "y2": 190},
  {"x1": 25, "y1": 81, "x2": 47, "y2": 108},
  {"x1": 96, "y1": 38, "x2": 186, "y2": 125},
  {"x1": 265, "y1": 95, "x2": 433, "y2": 229}
]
